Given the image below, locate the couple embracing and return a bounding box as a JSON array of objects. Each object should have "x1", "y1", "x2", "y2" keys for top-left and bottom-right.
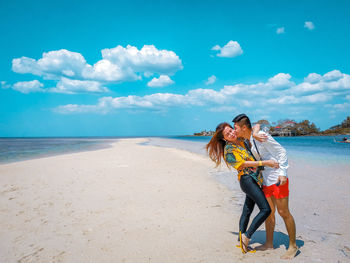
[{"x1": 206, "y1": 114, "x2": 298, "y2": 259}]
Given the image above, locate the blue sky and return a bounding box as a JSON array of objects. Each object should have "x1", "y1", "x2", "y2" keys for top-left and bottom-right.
[{"x1": 1, "y1": 0, "x2": 350, "y2": 136}]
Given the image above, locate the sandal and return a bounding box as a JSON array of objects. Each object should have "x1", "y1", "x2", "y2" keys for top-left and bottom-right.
[
  {"x1": 238, "y1": 231, "x2": 256, "y2": 254},
  {"x1": 239, "y1": 231, "x2": 246, "y2": 254}
]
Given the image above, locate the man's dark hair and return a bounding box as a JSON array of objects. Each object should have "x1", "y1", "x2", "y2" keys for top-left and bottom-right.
[{"x1": 232, "y1": 113, "x2": 252, "y2": 130}]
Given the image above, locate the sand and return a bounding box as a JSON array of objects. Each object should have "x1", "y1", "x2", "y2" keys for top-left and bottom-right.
[{"x1": 0, "y1": 138, "x2": 349, "y2": 262}]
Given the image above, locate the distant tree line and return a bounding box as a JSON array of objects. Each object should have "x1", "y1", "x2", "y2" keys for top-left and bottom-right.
[
  {"x1": 256, "y1": 116, "x2": 350, "y2": 136},
  {"x1": 323, "y1": 116, "x2": 350, "y2": 134},
  {"x1": 257, "y1": 119, "x2": 320, "y2": 136},
  {"x1": 194, "y1": 116, "x2": 350, "y2": 136}
]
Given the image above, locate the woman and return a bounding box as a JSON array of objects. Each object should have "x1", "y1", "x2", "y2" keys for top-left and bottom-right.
[{"x1": 206, "y1": 122, "x2": 279, "y2": 254}]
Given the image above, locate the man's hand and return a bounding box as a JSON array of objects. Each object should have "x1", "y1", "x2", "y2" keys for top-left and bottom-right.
[
  {"x1": 277, "y1": 176, "x2": 287, "y2": 186},
  {"x1": 253, "y1": 133, "x2": 268, "y2": 142}
]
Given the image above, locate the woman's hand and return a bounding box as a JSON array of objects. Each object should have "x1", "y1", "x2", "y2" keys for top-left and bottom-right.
[{"x1": 263, "y1": 160, "x2": 279, "y2": 169}]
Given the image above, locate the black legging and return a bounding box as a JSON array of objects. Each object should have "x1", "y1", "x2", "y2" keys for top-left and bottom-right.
[{"x1": 239, "y1": 174, "x2": 271, "y2": 239}]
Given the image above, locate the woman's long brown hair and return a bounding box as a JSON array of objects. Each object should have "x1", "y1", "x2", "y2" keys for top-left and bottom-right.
[{"x1": 206, "y1": 122, "x2": 232, "y2": 167}]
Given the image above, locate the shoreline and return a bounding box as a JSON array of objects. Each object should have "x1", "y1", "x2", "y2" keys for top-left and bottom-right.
[
  {"x1": 188, "y1": 133, "x2": 350, "y2": 137},
  {"x1": 2, "y1": 134, "x2": 349, "y2": 166},
  {"x1": 0, "y1": 138, "x2": 349, "y2": 262}
]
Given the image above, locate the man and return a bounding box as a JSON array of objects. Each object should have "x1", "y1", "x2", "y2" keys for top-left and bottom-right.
[{"x1": 232, "y1": 113, "x2": 298, "y2": 260}]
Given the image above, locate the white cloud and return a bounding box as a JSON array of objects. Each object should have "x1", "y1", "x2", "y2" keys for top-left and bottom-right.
[
  {"x1": 211, "y1": 45, "x2": 221, "y2": 51},
  {"x1": 242, "y1": 100, "x2": 252, "y2": 107},
  {"x1": 211, "y1": 40, "x2": 243, "y2": 58},
  {"x1": 205, "y1": 75, "x2": 216, "y2": 85},
  {"x1": 12, "y1": 80, "x2": 45, "y2": 94},
  {"x1": 12, "y1": 57, "x2": 42, "y2": 76},
  {"x1": 147, "y1": 75, "x2": 174, "y2": 88},
  {"x1": 328, "y1": 103, "x2": 350, "y2": 112},
  {"x1": 323, "y1": 70, "x2": 343, "y2": 82},
  {"x1": 304, "y1": 73, "x2": 322, "y2": 83},
  {"x1": 54, "y1": 70, "x2": 350, "y2": 113},
  {"x1": 292, "y1": 70, "x2": 350, "y2": 95},
  {"x1": 49, "y1": 77, "x2": 109, "y2": 94},
  {"x1": 268, "y1": 73, "x2": 293, "y2": 89},
  {"x1": 56, "y1": 93, "x2": 189, "y2": 114},
  {"x1": 12, "y1": 45, "x2": 183, "y2": 93},
  {"x1": 304, "y1": 21, "x2": 315, "y2": 30},
  {"x1": 187, "y1": 88, "x2": 227, "y2": 105},
  {"x1": 101, "y1": 45, "x2": 183, "y2": 75},
  {"x1": 222, "y1": 85, "x2": 242, "y2": 95},
  {"x1": 143, "y1": 93, "x2": 186, "y2": 106},
  {"x1": 104, "y1": 96, "x2": 154, "y2": 109},
  {"x1": 12, "y1": 49, "x2": 87, "y2": 79},
  {"x1": 13, "y1": 46, "x2": 183, "y2": 81},
  {"x1": 268, "y1": 93, "x2": 329, "y2": 105},
  {"x1": 1, "y1": 81, "x2": 11, "y2": 89},
  {"x1": 83, "y1": 59, "x2": 139, "y2": 82},
  {"x1": 268, "y1": 95, "x2": 299, "y2": 104},
  {"x1": 220, "y1": 73, "x2": 294, "y2": 97},
  {"x1": 209, "y1": 106, "x2": 236, "y2": 112},
  {"x1": 54, "y1": 104, "x2": 104, "y2": 114},
  {"x1": 276, "y1": 27, "x2": 285, "y2": 34},
  {"x1": 55, "y1": 87, "x2": 228, "y2": 113},
  {"x1": 293, "y1": 82, "x2": 323, "y2": 93},
  {"x1": 303, "y1": 93, "x2": 330, "y2": 103}
]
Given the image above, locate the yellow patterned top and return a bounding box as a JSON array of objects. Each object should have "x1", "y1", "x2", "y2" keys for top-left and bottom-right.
[{"x1": 224, "y1": 141, "x2": 256, "y2": 181}]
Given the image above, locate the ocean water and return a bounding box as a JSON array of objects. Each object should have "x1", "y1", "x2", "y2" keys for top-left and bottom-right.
[
  {"x1": 152, "y1": 135, "x2": 350, "y2": 165},
  {"x1": 0, "y1": 137, "x2": 117, "y2": 164},
  {"x1": 1, "y1": 135, "x2": 350, "y2": 165}
]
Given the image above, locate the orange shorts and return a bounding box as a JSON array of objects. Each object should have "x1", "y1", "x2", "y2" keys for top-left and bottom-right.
[{"x1": 262, "y1": 178, "x2": 289, "y2": 199}]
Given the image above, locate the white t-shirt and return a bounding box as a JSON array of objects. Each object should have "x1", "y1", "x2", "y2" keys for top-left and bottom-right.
[{"x1": 250, "y1": 131, "x2": 289, "y2": 186}]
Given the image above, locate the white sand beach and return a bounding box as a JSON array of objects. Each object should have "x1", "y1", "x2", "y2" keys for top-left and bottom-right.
[{"x1": 1, "y1": 138, "x2": 350, "y2": 262}]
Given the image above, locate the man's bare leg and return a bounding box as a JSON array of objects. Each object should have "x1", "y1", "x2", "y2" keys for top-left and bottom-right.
[
  {"x1": 256, "y1": 196, "x2": 275, "y2": 251},
  {"x1": 275, "y1": 197, "x2": 298, "y2": 259}
]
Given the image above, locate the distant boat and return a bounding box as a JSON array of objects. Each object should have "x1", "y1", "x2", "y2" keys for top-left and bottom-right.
[{"x1": 334, "y1": 138, "x2": 350, "y2": 143}]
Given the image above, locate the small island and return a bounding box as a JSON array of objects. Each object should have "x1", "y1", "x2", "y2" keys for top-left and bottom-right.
[
  {"x1": 193, "y1": 130, "x2": 215, "y2": 136},
  {"x1": 194, "y1": 116, "x2": 350, "y2": 137}
]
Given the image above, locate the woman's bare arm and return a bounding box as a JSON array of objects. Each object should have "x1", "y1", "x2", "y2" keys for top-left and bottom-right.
[{"x1": 238, "y1": 159, "x2": 279, "y2": 170}]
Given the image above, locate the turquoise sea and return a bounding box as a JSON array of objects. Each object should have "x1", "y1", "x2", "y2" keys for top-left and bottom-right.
[
  {"x1": 0, "y1": 137, "x2": 117, "y2": 164},
  {"x1": 170, "y1": 135, "x2": 350, "y2": 154},
  {"x1": 1, "y1": 135, "x2": 350, "y2": 165},
  {"x1": 164, "y1": 135, "x2": 350, "y2": 165}
]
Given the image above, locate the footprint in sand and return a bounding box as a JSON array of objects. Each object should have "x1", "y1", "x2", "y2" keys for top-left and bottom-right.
[
  {"x1": 340, "y1": 246, "x2": 350, "y2": 259},
  {"x1": 82, "y1": 228, "x2": 93, "y2": 235},
  {"x1": 1, "y1": 186, "x2": 20, "y2": 194},
  {"x1": 52, "y1": 251, "x2": 66, "y2": 262},
  {"x1": 17, "y1": 248, "x2": 44, "y2": 263},
  {"x1": 16, "y1": 211, "x2": 25, "y2": 216}
]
